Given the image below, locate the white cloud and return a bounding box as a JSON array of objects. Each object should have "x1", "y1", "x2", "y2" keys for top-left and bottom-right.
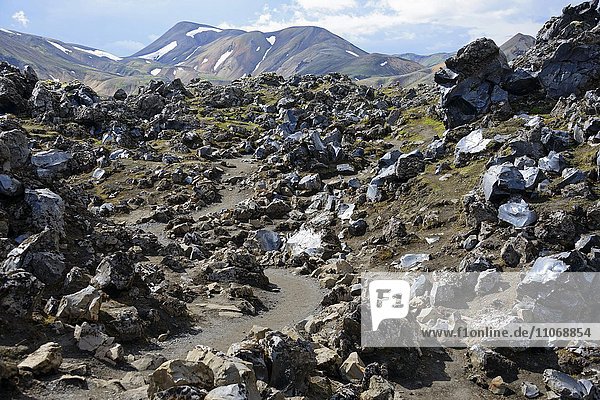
[
  {"x1": 12, "y1": 11, "x2": 29, "y2": 27},
  {"x1": 296, "y1": 0, "x2": 357, "y2": 11},
  {"x1": 223, "y1": 0, "x2": 567, "y2": 52},
  {"x1": 110, "y1": 40, "x2": 146, "y2": 53}
]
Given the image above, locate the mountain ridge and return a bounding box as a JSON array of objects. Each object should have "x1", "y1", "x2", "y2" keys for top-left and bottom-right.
[{"x1": 0, "y1": 23, "x2": 534, "y2": 95}]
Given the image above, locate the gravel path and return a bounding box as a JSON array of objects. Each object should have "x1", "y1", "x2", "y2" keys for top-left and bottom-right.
[{"x1": 158, "y1": 268, "x2": 325, "y2": 357}]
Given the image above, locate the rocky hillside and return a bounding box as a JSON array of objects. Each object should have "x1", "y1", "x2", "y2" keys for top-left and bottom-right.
[{"x1": 0, "y1": 1, "x2": 599, "y2": 400}]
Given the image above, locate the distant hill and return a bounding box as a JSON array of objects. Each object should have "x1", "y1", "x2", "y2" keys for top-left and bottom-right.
[
  {"x1": 0, "y1": 23, "x2": 426, "y2": 94},
  {"x1": 499, "y1": 33, "x2": 536, "y2": 61},
  {"x1": 129, "y1": 22, "x2": 424, "y2": 82},
  {"x1": 397, "y1": 52, "x2": 454, "y2": 67}
]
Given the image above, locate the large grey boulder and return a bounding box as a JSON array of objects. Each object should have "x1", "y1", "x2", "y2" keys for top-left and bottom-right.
[
  {"x1": 435, "y1": 38, "x2": 513, "y2": 128},
  {"x1": 147, "y1": 359, "x2": 214, "y2": 399},
  {"x1": 0, "y1": 63, "x2": 38, "y2": 114},
  {"x1": 56, "y1": 285, "x2": 103, "y2": 322},
  {"x1": 482, "y1": 163, "x2": 526, "y2": 202},
  {"x1": 2, "y1": 234, "x2": 65, "y2": 285},
  {"x1": 513, "y1": 0, "x2": 600, "y2": 98},
  {"x1": 0, "y1": 174, "x2": 23, "y2": 197},
  {"x1": 0, "y1": 129, "x2": 30, "y2": 171},
  {"x1": 498, "y1": 199, "x2": 537, "y2": 228},
  {"x1": 29, "y1": 81, "x2": 59, "y2": 122},
  {"x1": 260, "y1": 331, "x2": 316, "y2": 395},
  {"x1": 24, "y1": 188, "x2": 65, "y2": 237},
  {"x1": 91, "y1": 252, "x2": 134, "y2": 293},
  {"x1": 187, "y1": 345, "x2": 260, "y2": 400},
  {"x1": 0, "y1": 269, "x2": 44, "y2": 319},
  {"x1": 31, "y1": 149, "x2": 72, "y2": 178},
  {"x1": 543, "y1": 369, "x2": 598, "y2": 399}
]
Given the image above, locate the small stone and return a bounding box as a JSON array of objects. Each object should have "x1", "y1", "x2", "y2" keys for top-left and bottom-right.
[
  {"x1": 340, "y1": 352, "x2": 365, "y2": 382},
  {"x1": 489, "y1": 376, "x2": 508, "y2": 395},
  {"x1": 521, "y1": 381, "x2": 540, "y2": 398}
]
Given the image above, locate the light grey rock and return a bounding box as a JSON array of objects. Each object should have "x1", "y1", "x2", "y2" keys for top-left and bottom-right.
[
  {"x1": 538, "y1": 151, "x2": 566, "y2": 173},
  {"x1": 18, "y1": 342, "x2": 62, "y2": 376},
  {"x1": 399, "y1": 253, "x2": 430, "y2": 269},
  {"x1": 498, "y1": 199, "x2": 537, "y2": 228},
  {"x1": 74, "y1": 322, "x2": 114, "y2": 352},
  {"x1": 454, "y1": 128, "x2": 491, "y2": 165},
  {"x1": 205, "y1": 384, "x2": 249, "y2": 400},
  {"x1": 56, "y1": 285, "x2": 102, "y2": 322},
  {"x1": 543, "y1": 369, "x2": 598, "y2": 399},
  {"x1": 521, "y1": 382, "x2": 540, "y2": 399},
  {"x1": 298, "y1": 174, "x2": 322, "y2": 191}
]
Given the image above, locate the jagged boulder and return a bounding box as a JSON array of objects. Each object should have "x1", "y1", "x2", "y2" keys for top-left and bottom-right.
[
  {"x1": 260, "y1": 331, "x2": 316, "y2": 395},
  {"x1": 56, "y1": 285, "x2": 103, "y2": 322},
  {"x1": 2, "y1": 244, "x2": 65, "y2": 285},
  {"x1": 147, "y1": 360, "x2": 214, "y2": 399},
  {"x1": 0, "y1": 269, "x2": 44, "y2": 319},
  {"x1": 0, "y1": 62, "x2": 38, "y2": 114},
  {"x1": 0, "y1": 129, "x2": 30, "y2": 171},
  {"x1": 91, "y1": 252, "x2": 135, "y2": 293},
  {"x1": 17, "y1": 342, "x2": 62, "y2": 376},
  {"x1": 24, "y1": 188, "x2": 65, "y2": 238},
  {"x1": 0, "y1": 174, "x2": 23, "y2": 197},
  {"x1": 514, "y1": 0, "x2": 600, "y2": 98},
  {"x1": 186, "y1": 345, "x2": 259, "y2": 399},
  {"x1": 435, "y1": 38, "x2": 513, "y2": 128}
]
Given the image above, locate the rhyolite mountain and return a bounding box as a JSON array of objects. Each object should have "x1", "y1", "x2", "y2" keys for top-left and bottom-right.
[
  {"x1": 500, "y1": 33, "x2": 536, "y2": 61},
  {"x1": 0, "y1": 21, "x2": 536, "y2": 95},
  {"x1": 0, "y1": 22, "x2": 425, "y2": 94}
]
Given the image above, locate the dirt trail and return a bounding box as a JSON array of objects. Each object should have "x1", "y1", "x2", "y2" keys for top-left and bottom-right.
[
  {"x1": 159, "y1": 269, "x2": 325, "y2": 358},
  {"x1": 111, "y1": 156, "x2": 326, "y2": 358}
]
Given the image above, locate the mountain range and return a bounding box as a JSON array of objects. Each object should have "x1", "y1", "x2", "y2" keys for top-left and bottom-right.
[{"x1": 0, "y1": 22, "x2": 534, "y2": 94}]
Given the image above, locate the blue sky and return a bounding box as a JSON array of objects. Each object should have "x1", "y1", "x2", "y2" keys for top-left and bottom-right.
[{"x1": 0, "y1": 0, "x2": 573, "y2": 56}]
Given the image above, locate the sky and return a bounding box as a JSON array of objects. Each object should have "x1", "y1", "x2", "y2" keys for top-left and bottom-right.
[{"x1": 0, "y1": 0, "x2": 574, "y2": 56}]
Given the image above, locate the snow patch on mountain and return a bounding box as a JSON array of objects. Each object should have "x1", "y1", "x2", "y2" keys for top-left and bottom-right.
[
  {"x1": 185, "y1": 46, "x2": 202, "y2": 61},
  {"x1": 253, "y1": 47, "x2": 271, "y2": 73},
  {"x1": 0, "y1": 28, "x2": 19, "y2": 35},
  {"x1": 202, "y1": 58, "x2": 209, "y2": 64},
  {"x1": 346, "y1": 50, "x2": 359, "y2": 57},
  {"x1": 139, "y1": 41, "x2": 178, "y2": 61},
  {"x1": 266, "y1": 36, "x2": 276, "y2": 46},
  {"x1": 150, "y1": 68, "x2": 161, "y2": 76},
  {"x1": 48, "y1": 41, "x2": 72, "y2": 54},
  {"x1": 380, "y1": 61, "x2": 388, "y2": 66},
  {"x1": 214, "y1": 50, "x2": 233, "y2": 71},
  {"x1": 186, "y1": 26, "x2": 223, "y2": 37},
  {"x1": 73, "y1": 47, "x2": 122, "y2": 61}
]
